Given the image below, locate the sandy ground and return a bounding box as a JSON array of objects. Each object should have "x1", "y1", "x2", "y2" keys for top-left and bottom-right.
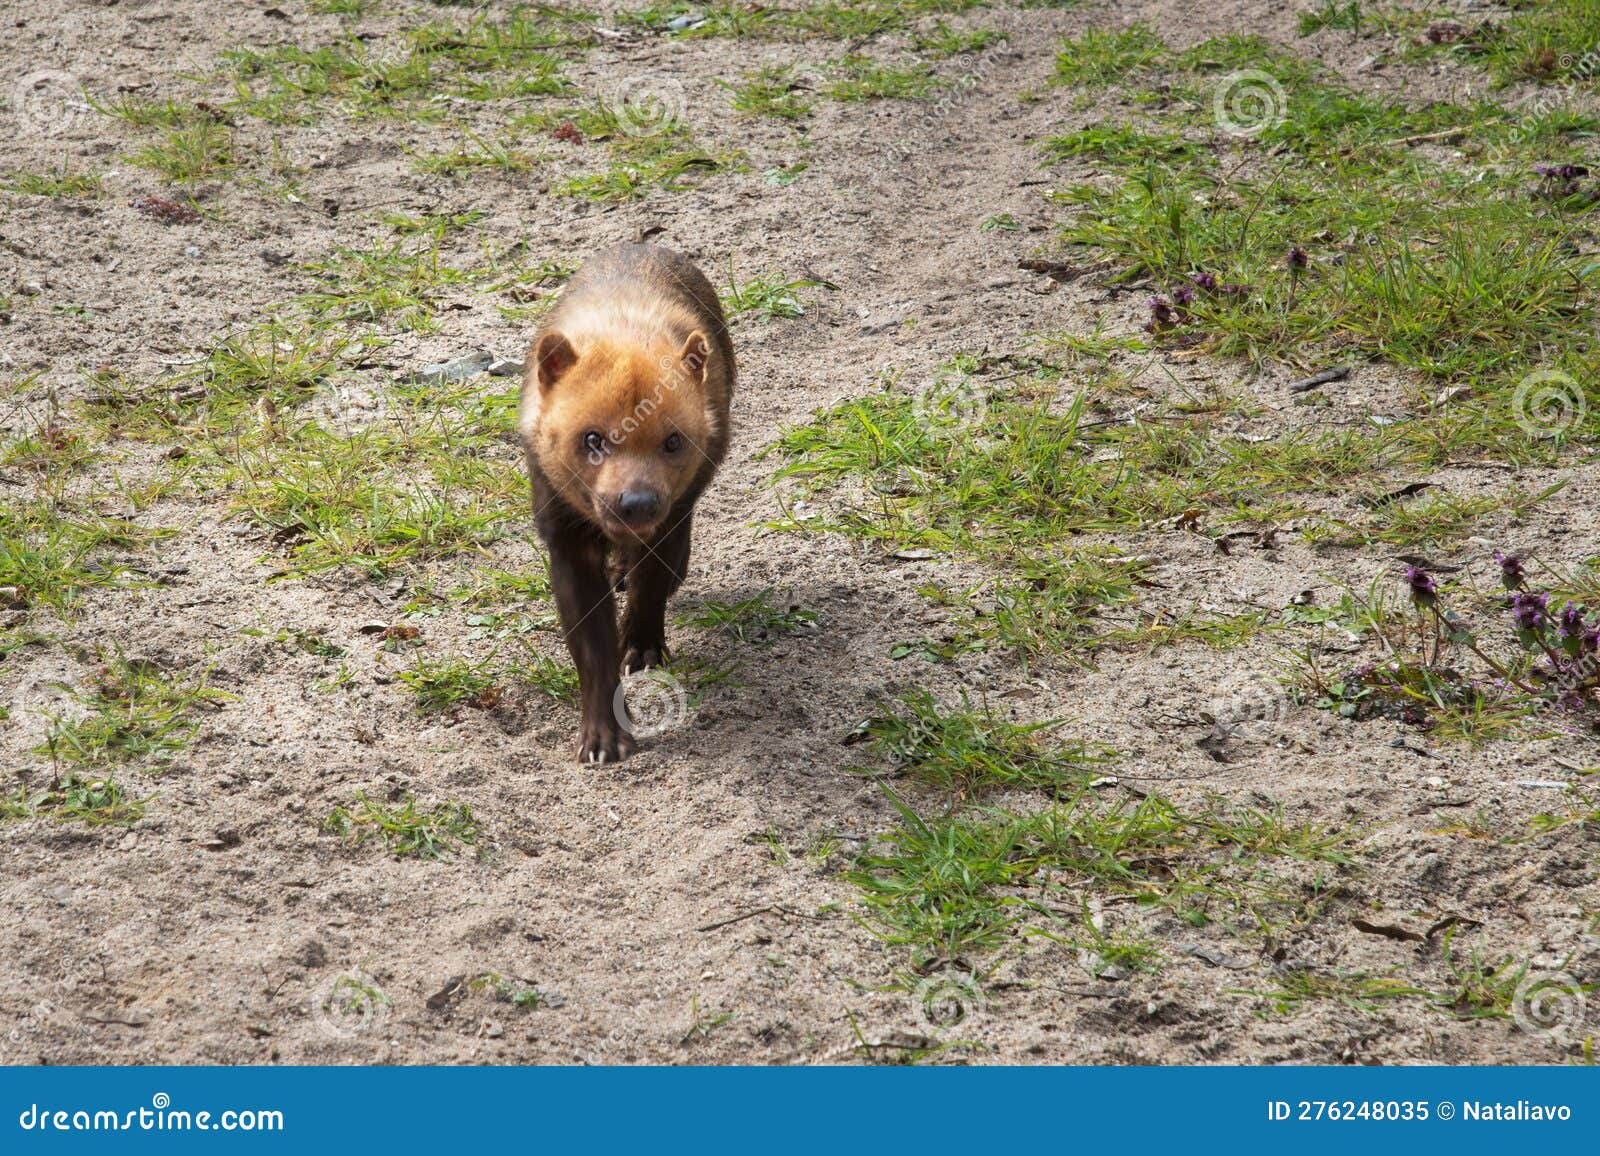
[{"x1": 2, "y1": 0, "x2": 1597, "y2": 1064}]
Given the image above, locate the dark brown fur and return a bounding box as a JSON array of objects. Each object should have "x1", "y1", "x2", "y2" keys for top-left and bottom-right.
[{"x1": 518, "y1": 244, "x2": 735, "y2": 763}]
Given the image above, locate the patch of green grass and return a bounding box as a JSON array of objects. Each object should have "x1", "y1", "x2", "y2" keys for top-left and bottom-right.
[
  {"x1": 913, "y1": 22, "x2": 1005, "y2": 59},
  {"x1": 439, "y1": 567, "x2": 553, "y2": 611},
  {"x1": 1433, "y1": 936, "x2": 1543, "y2": 1020},
  {"x1": 0, "y1": 502, "x2": 159, "y2": 616},
  {"x1": 721, "y1": 66, "x2": 813, "y2": 119},
  {"x1": 1041, "y1": 124, "x2": 1191, "y2": 164},
  {"x1": 1297, "y1": 0, "x2": 1366, "y2": 35},
  {"x1": 2, "y1": 422, "x2": 97, "y2": 475},
  {"x1": 851, "y1": 780, "x2": 1356, "y2": 962},
  {"x1": 769, "y1": 381, "x2": 1160, "y2": 552},
  {"x1": 192, "y1": 318, "x2": 353, "y2": 399},
  {"x1": 722, "y1": 271, "x2": 827, "y2": 319},
  {"x1": 125, "y1": 123, "x2": 235, "y2": 182},
  {"x1": 408, "y1": 5, "x2": 595, "y2": 65},
  {"x1": 36, "y1": 654, "x2": 231, "y2": 770},
  {"x1": 320, "y1": 970, "x2": 394, "y2": 1024},
  {"x1": 680, "y1": 995, "x2": 734, "y2": 1044},
  {"x1": 520, "y1": 100, "x2": 742, "y2": 200},
  {"x1": 505, "y1": 649, "x2": 579, "y2": 704},
  {"x1": 620, "y1": 1, "x2": 779, "y2": 38},
  {"x1": 384, "y1": 209, "x2": 486, "y2": 235},
  {"x1": 621, "y1": 0, "x2": 983, "y2": 42},
  {"x1": 1063, "y1": 904, "x2": 1165, "y2": 975},
  {"x1": 139, "y1": 325, "x2": 524, "y2": 579},
  {"x1": 1418, "y1": 0, "x2": 1600, "y2": 87},
  {"x1": 224, "y1": 9, "x2": 584, "y2": 122},
  {"x1": 397, "y1": 654, "x2": 502, "y2": 712},
  {"x1": 1045, "y1": 31, "x2": 1600, "y2": 388},
  {"x1": 1309, "y1": 483, "x2": 1564, "y2": 548},
  {"x1": 556, "y1": 149, "x2": 727, "y2": 200},
  {"x1": 224, "y1": 40, "x2": 440, "y2": 122},
  {"x1": 298, "y1": 237, "x2": 468, "y2": 331},
  {"x1": 767, "y1": 347, "x2": 1586, "y2": 667},
  {"x1": 468, "y1": 971, "x2": 546, "y2": 1009},
  {"x1": 1, "y1": 773, "x2": 146, "y2": 827},
  {"x1": 224, "y1": 422, "x2": 519, "y2": 577},
  {"x1": 856, "y1": 690, "x2": 1113, "y2": 798},
  {"x1": 324, "y1": 792, "x2": 482, "y2": 859},
  {"x1": 823, "y1": 55, "x2": 942, "y2": 101},
  {"x1": 678, "y1": 588, "x2": 818, "y2": 642},
  {"x1": 412, "y1": 132, "x2": 539, "y2": 175},
  {"x1": 0, "y1": 168, "x2": 101, "y2": 197},
  {"x1": 1240, "y1": 968, "x2": 1430, "y2": 1015},
  {"x1": 90, "y1": 94, "x2": 213, "y2": 128},
  {"x1": 952, "y1": 553, "x2": 1151, "y2": 658},
  {"x1": 1053, "y1": 22, "x2": 1165, "y2": 86}
]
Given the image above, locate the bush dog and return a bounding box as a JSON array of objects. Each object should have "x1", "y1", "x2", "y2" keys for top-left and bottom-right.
[{"x1": 519, "y1": 244, "x2": 734, "y2": 763}]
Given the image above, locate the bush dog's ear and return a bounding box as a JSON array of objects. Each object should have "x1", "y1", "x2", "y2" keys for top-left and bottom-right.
[
  {"x1": 535, "y1": 331, "x2": 578, "y2": 392},
  {"x1": 677, "y1": 331, "x2": 710, "y2": 385}
]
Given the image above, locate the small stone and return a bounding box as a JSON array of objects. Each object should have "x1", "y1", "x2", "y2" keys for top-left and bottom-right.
[
  {"x1": 484, "y1": 1020, "x2": 504, "y2": 1039},
  {"x1": 410, "y1": 352, "x2": 494, "y2": 385}
]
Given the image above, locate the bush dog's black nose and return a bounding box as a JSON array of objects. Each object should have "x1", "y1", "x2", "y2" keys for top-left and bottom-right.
[{"x1": 617, "y1": 489, "x2": 661, "y2": 523}]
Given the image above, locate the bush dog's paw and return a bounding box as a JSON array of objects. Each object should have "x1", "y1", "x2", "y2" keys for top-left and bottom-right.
[
  {"x1": 578, "y1": 717, "x2": 637, "y2": 765},
  {"x1": 621, "y1": 642, "x2": 667, "y2": 674}
]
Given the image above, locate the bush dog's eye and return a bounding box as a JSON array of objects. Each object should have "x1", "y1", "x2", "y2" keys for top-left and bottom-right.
[
  {"x1": 663, "y1": 432, "x2": 683, "y2": 454},
  {"x1": 583, "y1": 431, "x2": 605, "y2": 456}
]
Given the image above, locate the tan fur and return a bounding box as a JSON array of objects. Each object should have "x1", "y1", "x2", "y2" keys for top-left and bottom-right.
[{"x1": 519, "y1": 245, "x2": 734, "y2": 542}]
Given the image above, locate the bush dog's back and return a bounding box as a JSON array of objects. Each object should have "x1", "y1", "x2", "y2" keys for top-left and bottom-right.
[{"x1": 518, "y1": 244, "x2": 735, "y2": 763}]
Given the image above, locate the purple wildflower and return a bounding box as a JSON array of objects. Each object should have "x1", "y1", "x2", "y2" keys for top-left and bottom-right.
[
  {"x1": 1557, "y1": 602, "x2": 1596, "y2": 657},
  {"x1": 1286, "y1": 246, "x2": 1310, "y2": 270},
  {"x1": 1558, "y1": 602, "x2": 1586, "y2": 637},
  {"x1": 1494, "y1": 550, "x2": 1526, "y2": 591},
  {"x1": 1534, "y1": 163, "x2": 1588, "y2": 181},
  {"x1": 1404, "y1": 565, "x2": 1438, "y2": 609},
  {"x1": 1174, "y1": 283, "x2": 1195, "y2": 306},
  {"x1": 1147, "y1": 295, "x2": 1176, "y2": 328},
  {"x1": 1511, "y1": 591, "x2": 1550, "y2": 632},
  {"x1": 1191, "y1": 271, "x2": 1218, "y2": 292}
]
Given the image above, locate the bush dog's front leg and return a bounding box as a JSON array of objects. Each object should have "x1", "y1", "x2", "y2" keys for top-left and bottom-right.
[
  {"x1": 547, "y1": 527, "x2": 635, "y2": 764},
  {"x1": 620, "y1": 511, "x2": 693, "y2": 673}
]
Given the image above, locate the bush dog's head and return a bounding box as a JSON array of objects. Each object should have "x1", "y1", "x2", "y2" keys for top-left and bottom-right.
[{"x1": 528, "y1": 328, "x2": 716, "y2": 542}]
